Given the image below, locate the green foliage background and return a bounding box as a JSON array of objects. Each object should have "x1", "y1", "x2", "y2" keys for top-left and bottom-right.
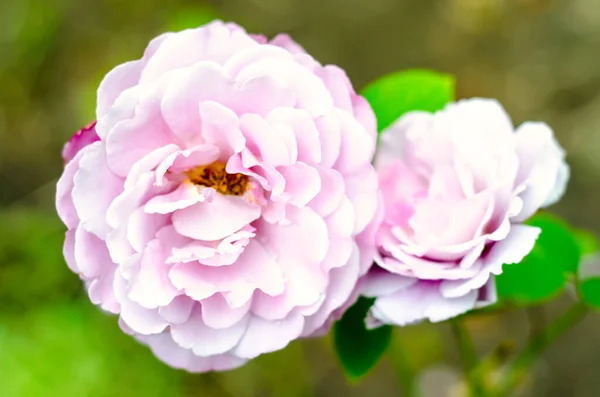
[{"x1": 2, "y1": 0, "x2": 600, "y2": 396}]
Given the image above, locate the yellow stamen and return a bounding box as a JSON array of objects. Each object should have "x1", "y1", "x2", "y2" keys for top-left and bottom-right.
[{"x1": 185, "y1": 161, "x2": 249, "y2": 196}]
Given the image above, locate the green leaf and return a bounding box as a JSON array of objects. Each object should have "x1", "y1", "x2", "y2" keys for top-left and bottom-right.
[
  {"x1": 496, "y1": 213, "x2": 581, "y2": 304},
  {"x1": 333, "y1": 297, "x2": 392, "y2": 380},
  {"x1": 573, "y1": 229, "x2": 600, "y2": 309},
  {"x1": 164, "y1": 6, "x2": 220, "y2": 32},
  {"x1": 361, "y1": 69, "x2": 455, "y2": 133},
  {"x1": 573, "y1": 228, "x2": 600, "y2": 257},
  {"x1": 579, "y1": 278, "x2": 600, "y2": 309},
  {"x1": 0, "y1": 208, "x2": 81, "y2": 310},
  {"x1": 0, "y1": 302, "x2": 184, "y2": 397}
]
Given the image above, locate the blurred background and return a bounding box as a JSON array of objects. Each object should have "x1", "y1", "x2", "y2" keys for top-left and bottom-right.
[{"x1": 1, "y1": 0, "x2": 600, "y2": 395}]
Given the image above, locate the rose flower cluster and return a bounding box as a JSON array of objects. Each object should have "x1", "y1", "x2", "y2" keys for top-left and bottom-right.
[{"x1": 56, "y1": 21, "x2": 568, "y2": 372}]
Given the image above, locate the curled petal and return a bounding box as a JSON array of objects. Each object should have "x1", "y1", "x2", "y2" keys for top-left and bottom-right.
[
  {"x1": 172, "y1": 194, "x2": 261, "y2": 241},
  {"x1": 513, "y1": 122, "x2": 569, "y2": 222},
  {"x1": 62, "y1": 121, "x2": 100, "y2": 164},
  {"x1": 370, "y1": 281, "x2": 479, "y2": 327}
]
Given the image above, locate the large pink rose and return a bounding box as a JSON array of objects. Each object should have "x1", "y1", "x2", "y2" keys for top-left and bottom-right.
[
  {"x1": 364, "y1": 98, "x2": 568, "y2": 327},
  {"x1": 56, "y1": 21, "x2": 380, "y2": 372}
]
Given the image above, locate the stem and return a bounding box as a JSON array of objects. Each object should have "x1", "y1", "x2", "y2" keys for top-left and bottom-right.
[
  {"x1": 493, "y1": 303, "x2": 589, "y2": 397},
  {"x1": 525, "y1": 306, "x2": 546, "y2": 342},
  {"x1": 450, "y1": 319, "x2": 486, "y2": 397}
]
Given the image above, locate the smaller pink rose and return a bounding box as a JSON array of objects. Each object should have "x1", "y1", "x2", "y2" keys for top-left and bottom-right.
[{"x1": 364, "y1": 98, "x2": 569, "y2": 327}]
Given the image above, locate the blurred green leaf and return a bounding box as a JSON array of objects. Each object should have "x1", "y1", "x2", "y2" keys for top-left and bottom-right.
[
  {"x1": 361, "y1": 69, "x2": 455, "y2": 132},
  {"x1": 333, "y1": 297, "x2": 392, "y2": 380},
  {"x1": 573, "y1": 229, "x2": 600, "y2": 309},
  {"x1": 496, "y1": 213, "x2": 581, "y2": 304},
  {"x1": 579, "y1": 278, "x2": 600, "y2": 309},
  {"x1": 392, "y1": 324, "x2": 444, "y2": 370},
  {"x1": 0, "y1": 208, "x2": 80, "y2": 310},
  {"x1": 389, "y1": 324, "x2": 445, "y2": 396},
  {"x1": 573, "y1": 228, "x2": 600, "y2": 257},
  {"x1": 0, "y1": 302, "x2": 184, "y2": 397},
  {"x1": 212, "y1": 340, "x2": 311, "y2": 397},
  {"x1": 164, "y1": 5, "x2": 221, "y2": 32}
]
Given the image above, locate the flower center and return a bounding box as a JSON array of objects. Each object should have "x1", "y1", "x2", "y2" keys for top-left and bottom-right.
[{"x1": 185, "y1": 161, "x2": 249, "y2": 196}]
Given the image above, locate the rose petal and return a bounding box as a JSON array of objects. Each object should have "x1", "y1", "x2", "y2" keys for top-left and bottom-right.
[
  {"x1": 171, "y1": 306, "x2": 249, "y2": 357},
  {"x1": 439, "y1": 224, "x2": 541, "y2": 298},
  {"x1": 233, "y1": 312, "x2": 304, "y2": 359},
  {"x1": 169, "y1": 240, "x2": 285, "y2": 301},
  {"x1": 513, "y1": 122, "x2": 569, "y2": 222},
  {"x1": 115, "y1": 275, "x2": 168, "y2": 335},
  {"x1": 56, "y1": 150, "x2": 85, "y2": 230},
  {"x1": 142, "y1": 332, "x2": 247, "y2": 372},
  {"x1": 201, "y1": 293, "x2": 251, "y2": 329},
  {"x1": 105, "y1": 86, "x2": 175, "y2": 177},
  {"x1": 158, "y1": 295, "x2": 194, "y2": 325},
  {"x1": 127, "y1": 239, "x2": 179, "y2": 309},
  {"x1": 72, "y1": 142, "x2": 123, "y2": 238},
  {"x1": 280, "y1": 162, "x2": 321, "y2": 207},
  {"x1": 145, "y1": 182, "x2": 204, "y2": 214},
  {"x1": 172, "y1": 194, "x2": 261, "y2": 241},
  {"x1": 371, "y1": 281, "x2": 479, "y2": 326}
]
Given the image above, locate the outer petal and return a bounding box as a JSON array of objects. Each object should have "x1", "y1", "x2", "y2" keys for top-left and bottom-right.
[
  {"x1": 56, "y1": 150, "x2": 84, "y2": 230},
  {"x1": 88, "y1": 270, "x2": 120, "y2": 314},
  {"x1": 375, "y1": 111, "x2": 431, "y2": 171},
  {"x1": 269, "y1": 33, "x2": 308, "y2": 55},
  {"x1": 141, "y1": 332, "x2": 247, "y2": 373},
  {"x1": 344, "y1": 165, "x2": 379, "y2": 234},
  {"x1": 233, "y1": 312, "x2": 304, "y2": 359},
  {"x1": 236, "y1": 57, "x2": 334, "y2": 117},
  {"x1": 370, "y1": 281, "x2": 479, "y2": 327},
  {"x1": 97, "y1": 62, "x2": 144, "y2": 119},
  {"x1": 115, "y1": 275, "x2": 168, "y2": 335},
  {"x1": 333, "y1": 109, "x2": 375, "y2": 174},
  {"x1": 301, "y1": 244, "x2": 361, "y2": 336},
  {"x1": 96, "y1": 32, "x2": 171, "y2": 118},
  {"x1": 140, "y1": 21, "x2": 258, "y2": 82},
  {"x1": 513, "y1": 122, "x2": 569, "y2": 222},
  {"x1": 74, "y1": 226, "x2": 112, "y2": 278},
  {"x1": 72, "y1": 142, "x2": 123, "y2": 238},
  {"x1": 158, "y1": 296, "x2": 194, "y2": 325},
  {"x1": 63, "y1": 230, "x2": 78, "y2": 273},
  {"x1": 439, "y1": 224, "x2": 541, "y2": 299},
  {"x1": 170, "y1": 306, "x2": 249, "y2": 357},
  {"x1": 62, "y1": 122, "x2": 100, "y2": 164},
  {"x1": 361, "y1": 267, "x2": 417, "y2": 298}
]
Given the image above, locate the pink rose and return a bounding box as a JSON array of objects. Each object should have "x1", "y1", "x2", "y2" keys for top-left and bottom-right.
[
  {"x1": 56, "y1": 21, "x2": 380, "y2": 372},
  {"x1": 364, "y1": 98, "x2": 568, "y2": 327}
]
